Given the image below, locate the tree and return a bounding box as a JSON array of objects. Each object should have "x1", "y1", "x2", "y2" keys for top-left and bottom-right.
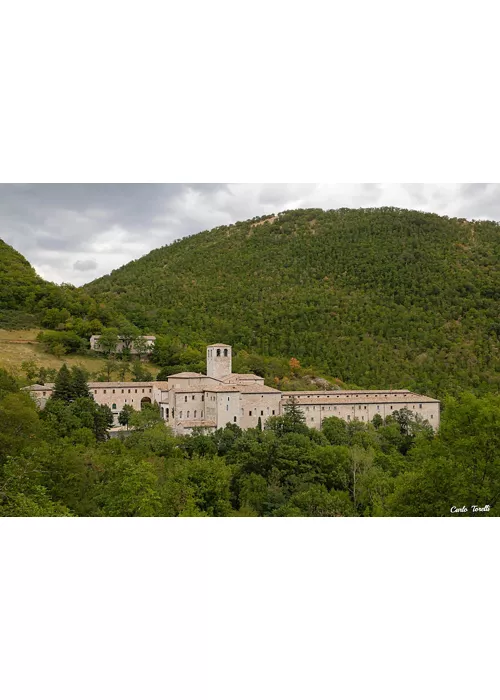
[
  {"x1": 0, "y1": 368, "x2": 19, "y2": 399},
  {"x1": 118, "y1": 362, "x2": 129, "y2": 381},
  {"x1": 322, "y1": 416, "x2": 349, "y2": 445},
  {"x1": 282, "y1": 395, "x2": 307, "y2": 431},
  {"x1": 51, "y1": 364, "x2": 74, "y2": 403},
  {"x1": 71, "y1": 367, "x2": 91, "y2": 399},
  {"x1": 131, "y1": 360, "x2": 153, "y2": 382},
  {"x1": 118, "y1": 404, "x2": 135, "y2": 429},
  {"x1": 0, "y1": 393, "x2": 41, "y2": 464},
  {"x1": 133, "y1": 335, "x2": 150, "y2": 360},
  {"x1": 21, "y1": 360, "x2": 40, "y2": 384},
  {"x1": 103, "y1": 358, "x2": 118, "y2": 381},
  {"x1": 119, "y1": 323, "x2": 139, "y2": 351},
  {"x1": 96, "y1": 328, "x2": 119, "y2": 356},
  {"x1": 128, "y1": 402, "x2": 163, "y2": 431}
]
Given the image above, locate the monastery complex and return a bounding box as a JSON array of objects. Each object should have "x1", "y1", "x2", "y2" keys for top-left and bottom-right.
[{"x1": 25, "y1": 343, "x2": 441, "y2": 433}]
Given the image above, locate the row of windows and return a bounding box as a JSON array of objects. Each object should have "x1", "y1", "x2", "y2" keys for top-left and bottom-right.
[
  {"x1": 179, "y1": 410, "x2": 204, "y2": 419},
  {"x1": 95, "y1": 388, "x2": 152, "y2": 395},
  {"x1": 303, "y1": 403, "x2": 424, "y2": 411},
  {"x1": 208, "y1": 348, "x2": 229, "y2": 357},
  {"x1": 184, "y1": 394, "x2": 204, "y2": 402}
]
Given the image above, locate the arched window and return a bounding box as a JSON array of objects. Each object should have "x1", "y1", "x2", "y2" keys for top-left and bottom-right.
[
  {"x1": 224, "y1": 349, "x2": 228, "y2": 357},
  {"x1": 179, "y1": 411, "x2": 183, "y2": 418},
  {"x1": 112, "y1": 403, "x2": 116, "y2": 410},
  {"x1": 194, "y1": 410, "x2": 197, "y2": 418},
  {"x1": 187, "y1": 411, "x2": 190, "y2": 418},
  {"x1": 217, "y1": 349, "x2": 221, "y2": 356}
]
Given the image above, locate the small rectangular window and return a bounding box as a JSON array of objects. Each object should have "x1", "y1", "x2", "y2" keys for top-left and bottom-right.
[
  {"x1": 142, "y1": 389, "x2": 144, "y2": 393},
  {"x1": 128, "y1": 389, "x2": 131, "y2": 394},
  {"x1": 249, "y1": 411, "x2": 252, "y2": 416},
  {"x1": 192, "y1": 395, "x2": 195, "y2": 400},
  {"x1": 233, "y1": 416, "x2": 237, "y2": 422},
  {"x1": 185, "y1": 396, "x2": 187, "y2": 402},
  {"x1": 112, "y1": 389, "x2": 115, "y2": 394},
  {"x1": 260, "y1": 410, "x2": 264, "y2": 416},
  {"x1": 94, "y1": 390, "x2": 97, "y2": 394},
  {"x1": 419, "y1": 404, "x2": 422, "y2": 409},
  {"x1": 135, "y1": 389, "x2": 137, "y2": 393},
  {"x1": 272, "y1": 410, "x2": 275, "y2": 415}
]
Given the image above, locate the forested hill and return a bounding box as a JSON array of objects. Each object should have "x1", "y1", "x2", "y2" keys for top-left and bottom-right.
[{"x1": 84, "y1": 207, "x2": 500, "y2": 398}]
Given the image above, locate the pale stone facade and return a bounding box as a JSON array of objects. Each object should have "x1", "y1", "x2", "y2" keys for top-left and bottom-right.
[{"x1": 24, "y1": 342, "x2": 441, "y2": 434}]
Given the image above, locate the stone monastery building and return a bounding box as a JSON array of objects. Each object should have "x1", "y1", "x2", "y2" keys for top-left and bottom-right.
[{"x1": 26, "y1": 343, "x2": 440, "y2": 433}]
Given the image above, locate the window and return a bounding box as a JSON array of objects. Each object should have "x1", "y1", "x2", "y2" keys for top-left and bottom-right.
[
  {"x1": 233, "y1": 416, "x2": 237, "y2": 422},
  {"x1": 227, "y1": 397, "x2": 230, "y2": 402},
  {"x1": 128, "y1": 389, "x2": 131, "y2": 394},
  {"x1": 194, "y1": 410, "x2": 197, "y2": 418},
  {"x1": 347, "y1": 415, "x2": 351, "y2": 421},
  {"x1": 142, "y1": 389, "x2": 144, "y2": 393},
  {"x1": 185, "y1": 396, "x2": 187, "y2": 402},
  {"x1": 217, "y1": 349, "x2": 221, "y2": 356},
  {"x1": 149, "y1": 389, "x2": 151, "y2": 393},
  {"x1": 249, "y1": 411, "x2": 252, "y2": 416},
  {"x1": 390, "y1": 406, "x2": 393, "y2": 410},
  {"x1": 94, "y1": 390, "x2": 97, "y2": 394},
  {"x1": 201, "y1": 411, "x2": 203, "y2": 418},
  {"x1": 112, "y1": 403, "x2": 116, "y2": 409},
  {"x1": 419, "y1": 404, "x2": 422, "y2": 409},
  {"x1": 431, "y1": 414, "x2": 434, "y2": 419},
  {"x1": 260, "y1": 410, "x2": 264, "y2": 416},
  {"x1": 104, "y1": 389, "x2": 106, "y2": 394},
  {"x1": 187, "y1": 411, "x2": 190, "y2": 418},
  {"x1": 43, "y1": 391, "x2": 46, "y2": 396},
  {"x1": 377, "y1": 405, "x2": 380, "y2": 411},
  {"x1": 310, "y1": 417, "x2": 314, "y2": 422},
  {"x1": 272, "y1": 410, "x2": 275, "y2": 415},
  {"x1": 179, "y1": 411, "x2": 183, "y2": 418},
  {"x1": 224, "y1": 349, "x2": 228, "y2": 357},
  {"x1": 135, "y1": 389, "x2": 137, "y2": 393},
  {"x1": 364, "y1": 406, "x2": 366, "y2": 410},
  {"x1": 306, "y1": 406, "x2": 310, "y2": 411},
  {"x1": 227, "y1": 405, "x2": 229, "y2": 411},
  {"x1": 112, "y1": 389, "x2": 115, "y2": 394},
  {"x1": 192, "y1": 395, "x2": 195, "y2": 400},
  {"x1": 122, "y1": 389, "x2": 124, "y2": 394},
  {"x1": 202, "y1": 395, "x2": 204, "y2": 402}
]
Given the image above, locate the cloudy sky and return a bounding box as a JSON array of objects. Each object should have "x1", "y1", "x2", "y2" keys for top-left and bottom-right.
[{"x1": 0, "y1": 183, "x2": 499, "y2": 286}]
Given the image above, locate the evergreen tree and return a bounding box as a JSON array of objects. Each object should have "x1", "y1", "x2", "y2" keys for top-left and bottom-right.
[
  {"x1": 71, "y1": 367, "x2": 91, "y2": 399},
  {"x1": 52, "y1": 364, "x2": 74, "y2": 403}
]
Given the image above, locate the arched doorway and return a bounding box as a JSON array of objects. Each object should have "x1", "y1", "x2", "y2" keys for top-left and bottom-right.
[{"x1": 141, "y1": 396, "x2": 152, "y2": 407}]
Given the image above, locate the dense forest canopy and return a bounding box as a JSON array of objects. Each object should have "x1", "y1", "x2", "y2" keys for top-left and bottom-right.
[
  {"x1": 82, "y1": 207, "x2": 500, "y2": 398},
  {"x1": 0, "y1": 364, "x2": 498, "y2": 517}
]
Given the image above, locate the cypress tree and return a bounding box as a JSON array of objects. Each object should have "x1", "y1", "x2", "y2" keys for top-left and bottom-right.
[
  {"x1": 71, "y1": 367, "x2": 91, "y2": 400},
  {"x1": 52, "y1": 364, "x2": 74, "y2": 403}
]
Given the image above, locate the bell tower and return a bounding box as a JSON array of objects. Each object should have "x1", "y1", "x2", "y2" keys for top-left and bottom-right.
[{"x1": 207, "y1": 344, "x2": 232, "y2": 379}]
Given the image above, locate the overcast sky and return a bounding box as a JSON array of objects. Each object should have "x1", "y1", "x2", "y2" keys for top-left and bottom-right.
[{"x1": 0, "y1": 183, "x2": 499, "y2": 286}]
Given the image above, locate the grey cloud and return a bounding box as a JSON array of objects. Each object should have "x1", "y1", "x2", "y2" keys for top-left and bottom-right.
[{"x1": 73, "y1": 259, "x2": 98, "y2": 271}]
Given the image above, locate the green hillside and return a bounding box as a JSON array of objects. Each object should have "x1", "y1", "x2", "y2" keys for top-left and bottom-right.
[{"x1": 83, "y1": 207, "x2": 500, "y2": 398}]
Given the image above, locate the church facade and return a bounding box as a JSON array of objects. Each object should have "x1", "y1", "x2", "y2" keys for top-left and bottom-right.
[{"x1": 25, "y1": 343, "x2": 441, "y2": 433}]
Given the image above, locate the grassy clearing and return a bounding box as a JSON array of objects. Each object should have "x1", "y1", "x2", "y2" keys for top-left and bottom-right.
[{"x1": 0, "y1": 328, "x2": 158, "y2": 381}]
